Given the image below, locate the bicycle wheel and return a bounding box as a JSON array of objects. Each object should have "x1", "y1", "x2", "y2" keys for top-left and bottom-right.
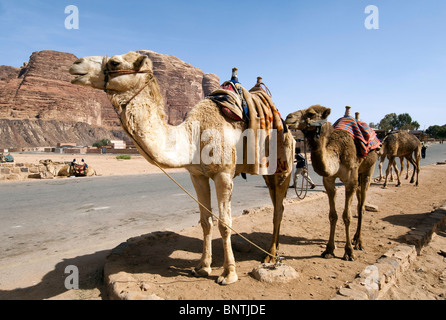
[{"x1": 294, "y1": 169, "x2": 308, "y2": 200}]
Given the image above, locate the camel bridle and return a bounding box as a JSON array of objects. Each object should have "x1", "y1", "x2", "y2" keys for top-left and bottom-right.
[
  {"x1": 304, "y1": 119, "x2": 328, "y2": 138},
  {"x1": 102, "y1": 58, "x2": 154, "y2": 108}
]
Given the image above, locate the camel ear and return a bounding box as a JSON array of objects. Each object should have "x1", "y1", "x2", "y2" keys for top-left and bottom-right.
[
  {"x1": 133, "y1": 55, "x2": 149, "y2": 71},
  {"x1": 322, "y1": 108, "x2": 331, "y2": 119}
]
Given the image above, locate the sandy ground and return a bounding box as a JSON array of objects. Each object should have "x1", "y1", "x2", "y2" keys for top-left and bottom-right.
[{"x1": 3, "y1": 153, "x2": 446, "y2": 300}]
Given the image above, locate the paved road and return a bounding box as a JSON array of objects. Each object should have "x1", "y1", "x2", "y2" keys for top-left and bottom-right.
[{"x1": 0, "y1": 143, "x2": 444, "y2": 297}]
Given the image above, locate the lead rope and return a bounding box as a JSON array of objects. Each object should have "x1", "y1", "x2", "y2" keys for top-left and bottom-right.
[{"x1": 118, "y1": 113, "x2": 282, "y2": 263}]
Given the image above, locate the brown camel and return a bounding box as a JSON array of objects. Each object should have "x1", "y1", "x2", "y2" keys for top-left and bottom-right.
[
  {"x1": 380, "y1": 131, "x2": 421, "y2": 188},
  {"x1": 69, "y1": 52, "x2": 294, "y2": 285},
  {"x1": 285, "y1": 105, "x2": 379, "y2": 260}
]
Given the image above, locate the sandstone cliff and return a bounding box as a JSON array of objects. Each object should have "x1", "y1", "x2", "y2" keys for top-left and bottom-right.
[{"x1": 0, "y1": 50, "x2": 220, "y2": 148}]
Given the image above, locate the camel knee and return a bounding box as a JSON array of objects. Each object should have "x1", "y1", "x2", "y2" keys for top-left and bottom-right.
[
  {"x1": 218, "y1": 219, "x2": 232, "y2": 238},
  {"x1": 343, "y1": 212, "x2": 351, "y2": 227},
  {"x1": 328, "y1": 211, "x2": 338, "y2": 228},
  {"x1": 200, "y1": 216, "x2": 213, "y2": 233}
]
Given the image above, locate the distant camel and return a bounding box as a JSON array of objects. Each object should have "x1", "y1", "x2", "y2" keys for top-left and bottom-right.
[
  {"x1": 39, "y1": 159, "x2": 96, "y2": 178},
  {"x1": 379, "y1": 131, "x2": 421, "y2": 188}
]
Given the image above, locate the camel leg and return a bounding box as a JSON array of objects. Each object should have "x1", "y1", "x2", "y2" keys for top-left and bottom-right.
[
  {"x1": 322, "y1": 176, "x2": 337, "y2": 259},
  {"x1": 384, "y1": 156, "x2": 400, "y2": 188},
  {"x1": 213, "y1": 171, "x2": 238, "y2": 285},
  {"x1": 401, "y1": 156, "x2": 412, "y2": 180},
  {"x1": 190, "y1": 174, "x2": 213, "y2": 278},
  {"x1": 402, "y1": 157, "x2": 409, "y2": 180},
  {"x1": 415, "y1": 149, "x2": 420, "y2": 186},
  {"x1": 342, "y1": 179, "x2": 357, "y2": 261},
  {"x1": 409, "y1": 149, "x2": 420, "y2": 186},
  {"x1": 262, "y1": 172, "x2": 291, "y2": 263},
  {"x1": 377, "y1": 156, "x2": 385, "y2": 182},
  {"x1": 353, "y1": 172, "x2": 371, "y2": 251}
]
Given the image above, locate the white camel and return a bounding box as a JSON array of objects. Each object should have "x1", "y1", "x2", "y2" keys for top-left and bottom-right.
[{"x1": 69, "y1": 52, "x2": 294, "y2": 285}]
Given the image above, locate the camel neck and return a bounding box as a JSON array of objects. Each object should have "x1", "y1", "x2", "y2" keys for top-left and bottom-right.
[
  {"x1": 108, "y1": 87, "x2": 192, "y2": 168},
  {"x1": 306, "y1": 122, "x2": 337, "y2": 177}
]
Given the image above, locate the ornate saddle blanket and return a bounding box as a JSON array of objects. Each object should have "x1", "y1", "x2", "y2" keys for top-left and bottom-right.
[
  {"x1": 208, "y1": 80, "x2": 290, "y2": 175},
  {"x1": 332, "y1": 116, "x2": 382, "y2": 158},
  {"x1": 72, "y1": 163, "x2": 87, "y2": 177}
]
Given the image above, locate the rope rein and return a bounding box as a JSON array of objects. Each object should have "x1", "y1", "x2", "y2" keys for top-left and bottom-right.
[{"x1": 106, "y1": 66, "x2": 283, "y2": 262}]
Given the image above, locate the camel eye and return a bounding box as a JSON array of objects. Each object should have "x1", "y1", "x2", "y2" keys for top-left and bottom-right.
[
  {"x1": 307, "y1": 112, "x2": 316, "y2": 119},
  {"x1": 110, "y1": 60, "x2": 120, "y2": 67}
]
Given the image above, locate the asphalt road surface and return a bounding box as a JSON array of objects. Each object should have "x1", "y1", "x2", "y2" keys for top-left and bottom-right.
[{"x1": 0, "y1": 143, "x2": 444, "y2": 298}]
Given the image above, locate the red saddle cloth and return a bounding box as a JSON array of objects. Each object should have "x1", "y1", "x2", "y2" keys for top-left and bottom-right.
[
  {"x1": 332, "y1": 116, "x2": 382, "y2": 158},
  {"x1": 73, "y1": 163, "x2": 87, "y2": 177}
]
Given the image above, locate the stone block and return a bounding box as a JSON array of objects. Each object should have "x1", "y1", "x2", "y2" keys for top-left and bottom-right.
[{"x1": 251, "y1": 263, "x2": 299, "y2": 283}]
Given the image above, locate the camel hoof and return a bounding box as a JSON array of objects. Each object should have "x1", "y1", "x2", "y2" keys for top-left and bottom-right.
[
  {"x1": 352, "y1": 239, "x2": 364, "y2": 251},
  {"x1": 217, "y1": 272, "x2": 238, "y2": 285},
  {"x1": 192, "y1": 266, "x2": 212, "y2": 278},
  {"x1": 343, "y1": 253, "x2": 355, "y2": 261},
  {"x1": 321, "y1": 251, "x2": 335, "y2": 259},
  {"x1": 263, "y1": 255, "x2": 277, "y2": 264}
]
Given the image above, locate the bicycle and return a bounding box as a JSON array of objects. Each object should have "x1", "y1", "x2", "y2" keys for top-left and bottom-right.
[{"x1": 293, "y1": 164, "x2": 310, "y2": 200}]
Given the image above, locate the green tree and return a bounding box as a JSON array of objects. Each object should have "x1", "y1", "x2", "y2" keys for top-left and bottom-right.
[
  {"x1": 92, "y1": 139, "x2": 111, "y2": 148},
  {"x1": 378, "y1": 113, "x2": 420, "y2": 131},
  {"x1": 426, "y1": 125, "x2": 441, "y2": 138},
  {"x1": 378, "y1": 113, "x2": 397, "y2": 131},
  {"x1": 396, "y1": 113, "x2": 412, "y2": 129}
]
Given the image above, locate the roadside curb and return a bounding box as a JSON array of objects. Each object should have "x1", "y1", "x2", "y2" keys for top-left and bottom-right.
[{"x1": 332, "y1": 203, "x2": 446, "y2": 300}]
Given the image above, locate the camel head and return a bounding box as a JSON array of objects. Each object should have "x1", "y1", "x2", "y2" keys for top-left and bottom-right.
[
  {"x1": 69, "y1": 56, "x2": 107, "y2": 89},
  {"x1": 69, "y1": 51, "x2": 155, "y2": 92},
  {"x1": 285, "y1": 105, "x2": 331, "y2": 132},
  {"x1": 102, "y1": 51, "x2": 154, "y2": 92}
]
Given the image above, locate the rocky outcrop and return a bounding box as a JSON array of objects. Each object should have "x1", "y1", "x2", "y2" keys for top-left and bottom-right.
[
  {"x1": 0, "y1": 50, "x2": 118, "y2": 128},
  {"x1": 0, "y1": 50, "x2": 220, "y2": 148},
  {"x1": 0, "y1": 119, "x2": 126, "y2": 149}
]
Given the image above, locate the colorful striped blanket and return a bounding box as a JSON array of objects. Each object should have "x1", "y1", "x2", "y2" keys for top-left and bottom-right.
[
  {"x1": 208, "y1": 81, "x2": 290, "y2": 175},
  {"x1": 332, "y1": 116, "x2": 381, "y2": 158}
]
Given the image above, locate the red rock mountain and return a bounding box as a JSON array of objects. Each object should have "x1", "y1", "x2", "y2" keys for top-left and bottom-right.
[{"x1": 0, "y1": 50, "x2": 220, "y2": 148}]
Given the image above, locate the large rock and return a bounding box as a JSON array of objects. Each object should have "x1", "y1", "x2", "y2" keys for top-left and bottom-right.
[
  {"x1": 0, "y1": 50, "x2": 116, "y2": 127},
  {"x1": 0, "y1": 50, "x2": 220, "y2": 148}
]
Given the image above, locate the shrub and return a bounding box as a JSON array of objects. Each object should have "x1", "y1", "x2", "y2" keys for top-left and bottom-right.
[{"x1": 116, "y1": 154, "x2": 131, "y2": 160}]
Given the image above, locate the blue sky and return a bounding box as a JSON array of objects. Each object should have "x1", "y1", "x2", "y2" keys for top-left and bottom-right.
[{"x1": 1, "y1": 0, "x2": 445, "y2": 129}]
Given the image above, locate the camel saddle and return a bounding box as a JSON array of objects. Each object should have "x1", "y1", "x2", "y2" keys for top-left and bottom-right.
[
  {"x1": 72, "y1": 163, "x2": 87, "y2": 177},
  {"x1": 333, "y1": 116, "x2": 382, "y2": 158},
  {"x1": 208, "y1": 79, "x2": 290, "y2": 175}
]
